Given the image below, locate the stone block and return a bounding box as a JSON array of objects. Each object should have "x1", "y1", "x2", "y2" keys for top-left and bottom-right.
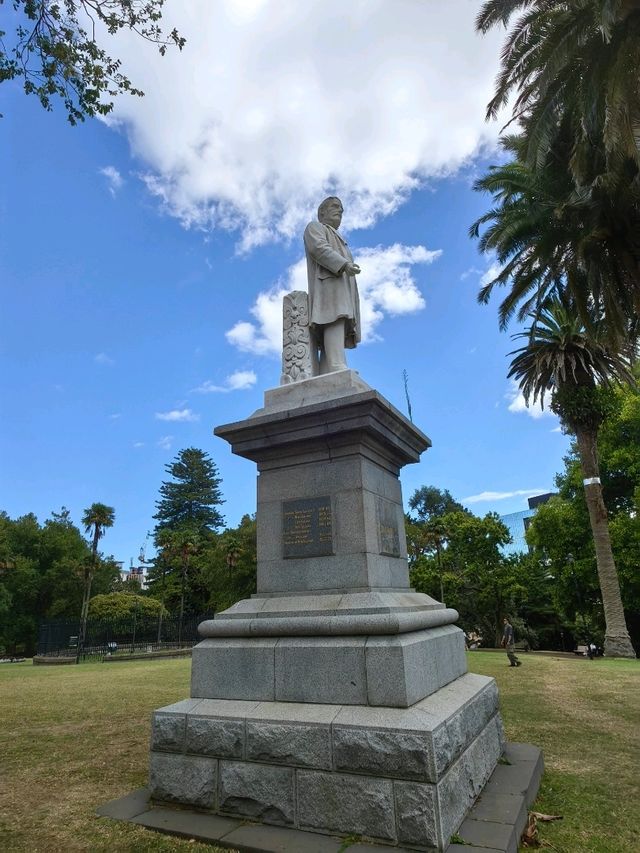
[
  {"x1": 297, "y1": 770, "x2": 396, "y2": 841},
  {"x1": 249, "y1": 700, "x2": 341, "y2": 725},
  {"x1": 456, "y1": 818, "x2": 518, "y2": 853},
  {"x1": 394, "y1": 780, "x2": 439, "y2": 848},
  {"x1": 427, "y1": 680, "x2": 501, "y2": 776},
  {"x1": 246, "y1": 720, "x2": 332, "y2": 769},
  {"x1": 132, "y1": 807, "x2": 240, "y2": 842},
  {"x1": 219, "y1": 761, "x2": 294, "y2": 825},
  {"x1": 95, "y1": 787, "x2": 150, "y2": 821},
  {"x1": 221, "y1": 823, "x2": 343, "y2": 853},
  {"x1": 483, "y1": 744, "x2": 543, "y2": 807},
  {"x1": 193, "y1": 698, "x2": 262, "y2": 717},
  {"x1": 191, "y1": 638, "x2": 276, "y2": 700},
  {"x1": 154, "y1": 698, "x2": 204, "y2": 715},
  {"x1": 431, "y1": 625, "x2": 467, "y2": 686},
  {"x1": 436, "y1": 716, "x2": 503, "y2": 843},
  {"x1": 365, "y1": 626, "x2": 467, "y2": 707},
  {"x1": 185, "y1": 716, "x2": 244, "y2": 759},
  {"x1": 257, "y1": 553, "x2": 371, "y2": 594},
  {"x1": 148, "y1": 753, "x2": 216, "y2": 809},
  {"x1": 275, "y1": 637, "x2": 367, "y2": 704},
  {"x1": 333, "y1": 725, "x2": 431, "y2": 780},
  {"x1": 151, "y1": 713, "x2": 185, "y2": 753},
  {"x1": 257, "y1": 456, "x2": 364, "y2": 503},
  {"x1": 365, "y1": 633, "x2": 436, "y2": 707},
  {"x1": 470, "y1": 791, "x2": 527, "y2": 826}
]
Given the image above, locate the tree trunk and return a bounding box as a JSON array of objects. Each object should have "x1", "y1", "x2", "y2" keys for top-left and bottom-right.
[
  {"x1": 77, "y1": 526, "x2": 101, "y2": 663},
  {"x1": 435, "y1": 542, "x2": 444, "y2": 604},
  {"x1": 76, "y1": 564, "x2": 94, "y2": 663},
  {"x1": 574, "y1": 428, "x2": 636, "y2": 658}
]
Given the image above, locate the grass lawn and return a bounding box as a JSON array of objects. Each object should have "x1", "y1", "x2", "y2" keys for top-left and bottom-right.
[{"x1": 0, "y1": 652, "x2": 638, "y2": 852}]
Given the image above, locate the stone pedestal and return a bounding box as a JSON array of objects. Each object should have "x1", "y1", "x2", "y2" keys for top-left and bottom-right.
[{"x1": 147, "y1": 371, "x2": 507, "y2": 851}]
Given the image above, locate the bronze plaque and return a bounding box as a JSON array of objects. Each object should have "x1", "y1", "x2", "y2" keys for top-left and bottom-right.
[
  {"x1": 377, "y1": 497, "x2": 401, "y2": 557},
  {"x1": 282, "y1": 496, "x2": 333, "y2": 558}
]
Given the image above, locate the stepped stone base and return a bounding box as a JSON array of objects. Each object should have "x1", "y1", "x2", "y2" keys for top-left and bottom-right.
[
  {"x1": 191, "y1": 624, "x2": 467, "y2": 707},
  {"x1": 148, "y1": 672, "x2": 505, "y2": 850}
]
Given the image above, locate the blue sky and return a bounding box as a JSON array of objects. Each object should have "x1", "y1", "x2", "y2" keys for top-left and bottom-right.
[{"x1": 0, "y1": 1, "x2": 568, "y2": 566}]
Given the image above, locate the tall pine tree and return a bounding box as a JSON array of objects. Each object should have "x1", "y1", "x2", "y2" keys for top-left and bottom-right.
[
  {"x1": 149, "y1": 448, "x2": 225, "y2": 616},
  {"x1": 153, "y1": 448, "x2": 225, "y2": 536}
]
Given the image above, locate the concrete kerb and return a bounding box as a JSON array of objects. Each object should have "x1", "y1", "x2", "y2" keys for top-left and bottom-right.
[{"x1": 97, "y1": 742, "x2": 542, "y2": 852}]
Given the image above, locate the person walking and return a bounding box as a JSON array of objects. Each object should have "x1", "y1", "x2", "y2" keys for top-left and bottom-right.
[{"x1": 501, "y1": 617, "x2": 522, "y2": 667}]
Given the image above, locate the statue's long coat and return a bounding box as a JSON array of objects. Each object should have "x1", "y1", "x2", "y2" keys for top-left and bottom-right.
[{"x1": 303, "y1": 220, "x2": 361, "y2": 349}]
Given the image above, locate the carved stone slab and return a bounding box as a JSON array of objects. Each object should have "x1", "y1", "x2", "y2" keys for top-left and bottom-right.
[{"x1": 280, "y1": 291, "x2": 315, "y2": 385}]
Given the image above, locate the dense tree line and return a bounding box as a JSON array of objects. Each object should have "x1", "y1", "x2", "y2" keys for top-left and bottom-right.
[
  {"x1": 408, "y1": 381, "x2": 640, "y2": 652},
  {"x1": 2, "y1": 409, "x2": 637, "y2": 657},
  {"x1": 0, "y1": 449, "x2": 257, "y2": 655},
  {"x1": 0, "y1": 508, "x2": 119, "y2": 655}
]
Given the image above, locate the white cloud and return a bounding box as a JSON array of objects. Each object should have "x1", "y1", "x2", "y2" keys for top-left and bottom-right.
[
  {"x1": 95, "y1": 352, "x2": 115, "y2": 366},
  {"x1": 479, "y1": 262, "x2": 501, "y2": 288},
  {"x1": 133, "y1": 441, "x2": 145, "y2": 448},
  {"x1": 463, "y1": 489, "x2": 549, "y2": 504},
  {"x1": 101, "y1": 1, "x2": 505, "y2": 248},
  {"x1": 99, "y1": 166, "x2": 124, "y2": 196},
  {"x1": 157, "y1": 435, "x2": 173, "y2": 450},
  {"x1": 226, "y1": 244, "x2": 439, "y2": 356},
  {"x1": 155, "y1": 408, "x2": 200, "y2": 422},
  {"x1": 193, "y1": 370, "x2": 257, "y2": 393},
  {"x1": 460, "y1": 267, "x2": 483, "y2": 281},
  {"x1": 505, "y1": 381, "x2": 553, "y2": 420},
  {"x1": 109, "y1": 413, "x2": 121, "y2": 420}
]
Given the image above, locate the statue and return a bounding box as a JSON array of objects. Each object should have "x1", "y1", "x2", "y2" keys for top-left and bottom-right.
[{"x1": 303, "y1": 197, "x2": 362, "y2": 375}]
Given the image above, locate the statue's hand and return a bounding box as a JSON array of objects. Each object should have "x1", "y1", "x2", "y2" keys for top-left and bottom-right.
[{"x1": 344, "y1": 262, "x2": 361, "y2": 276}]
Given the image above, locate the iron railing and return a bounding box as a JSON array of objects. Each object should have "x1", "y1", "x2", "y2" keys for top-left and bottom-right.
[{"x1": 37, "y1": 612, "x2": 212, "y2": 661}]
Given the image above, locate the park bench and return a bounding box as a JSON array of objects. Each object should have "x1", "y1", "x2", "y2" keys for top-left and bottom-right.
[{"x1": 514, "y1": 640, "x2": 530, "y2": 652}]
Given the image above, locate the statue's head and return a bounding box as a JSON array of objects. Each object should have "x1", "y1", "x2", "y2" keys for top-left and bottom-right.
[{"x1": 318, "y1": 196, "x2": 343, "y2": 229}]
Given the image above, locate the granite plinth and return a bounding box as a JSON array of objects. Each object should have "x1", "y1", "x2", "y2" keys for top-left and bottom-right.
[
  {"x1": 148, "y1": 673, "x2": 505, "y2": 850},
  {"x1": 215, "y1": 378, "x2": 429, "y2": 598},
  {"x1": 191, "y1": 624, "x2": 466, "y2": 707}
]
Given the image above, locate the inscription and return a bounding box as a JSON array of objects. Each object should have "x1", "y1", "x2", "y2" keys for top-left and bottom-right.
[
  {"x1": 282, "y1": 496, "x2": 333, "y2": 559},
  {"x1": 377, "y1": 497, "x2": 401, "y2": 557}
]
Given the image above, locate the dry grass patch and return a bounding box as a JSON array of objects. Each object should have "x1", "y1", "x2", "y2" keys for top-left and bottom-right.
[
  {"x1": 0, "y1": 660, "x2": 223, "y2": 852},
  {"x1": 469, "y1": 652, "x2": 640, "y2": 852}
]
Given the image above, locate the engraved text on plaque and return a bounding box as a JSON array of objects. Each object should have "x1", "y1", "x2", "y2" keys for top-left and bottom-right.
[{"x1": 282, "y1": 496, "x2": 333, "y2": 559}]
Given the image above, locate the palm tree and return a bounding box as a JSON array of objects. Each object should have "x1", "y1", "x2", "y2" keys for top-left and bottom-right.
[
  {"x1": 477, "y1": 1, "x2": 640, "y2": 174},
  {"x1": 508, "y1": 300, "x2": 636, "y2": 657},
  {"x1": 77, "y1": 502, "x2": 115, "y2": 661},
  {"x1": 471, "y1": 133, "x2": 575, "y2": 329},
  {"x1": 472, "y1": 130, "x2": 640, "y2": 346},
  {"x1": 476, "y1": 1, "x2": 640, "y2": 336}
]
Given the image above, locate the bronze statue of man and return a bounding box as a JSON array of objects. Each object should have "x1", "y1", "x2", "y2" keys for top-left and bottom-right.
[{"x1": 303, "y1": 197, "x2": 362, "y2": 374}]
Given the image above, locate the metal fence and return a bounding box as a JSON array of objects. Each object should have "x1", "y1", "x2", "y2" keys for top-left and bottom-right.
[{"x1": 37, "y1": 612, "x2": 212, "y2": 661}]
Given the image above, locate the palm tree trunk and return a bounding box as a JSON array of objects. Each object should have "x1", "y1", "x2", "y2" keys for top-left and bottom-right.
[
  {"x1": 574, "y1": 428, "x2": 636, "y2": 658},
  {"x1": 77, "y1": 525, "x2": 101, "y2": 663},
  {"x1": 76, "y1": 564, "x2": 94, "y2": 663}
]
